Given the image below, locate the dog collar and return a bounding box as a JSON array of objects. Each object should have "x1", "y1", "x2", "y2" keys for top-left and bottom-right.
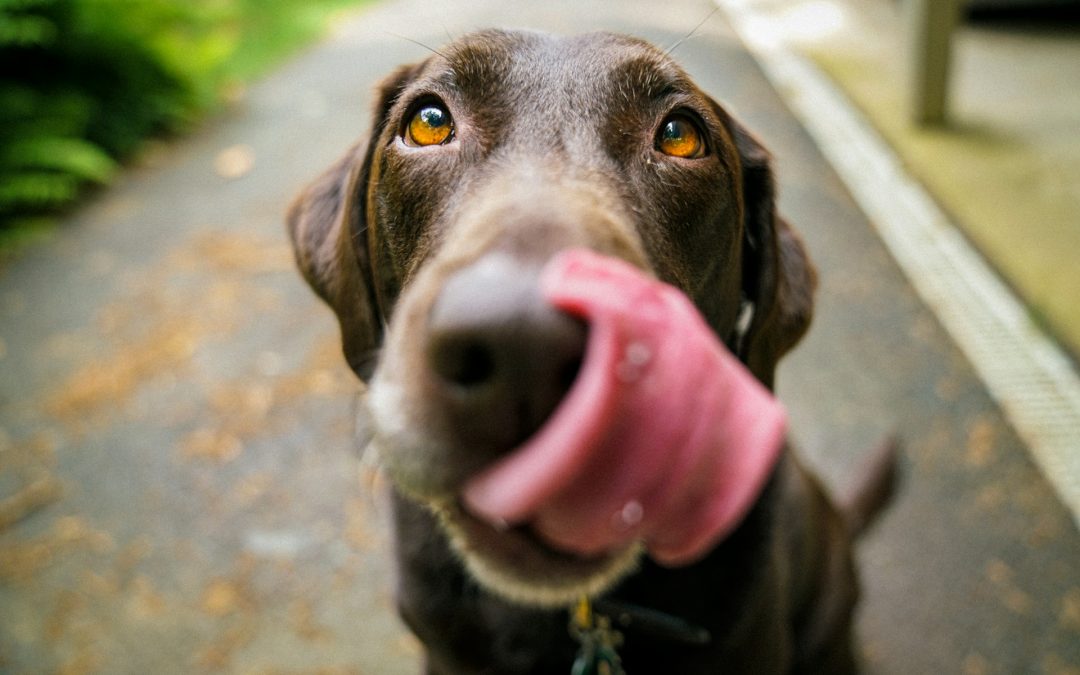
[
  {"x1": 593, "y1": 598, "x2": 712, "y2": 646},
  {"x1": 570, "y1": 597, "x2": 624, "y2": 675},
  {"x1": 570, "y1": 596, "x2": 712, "y2": 673}
]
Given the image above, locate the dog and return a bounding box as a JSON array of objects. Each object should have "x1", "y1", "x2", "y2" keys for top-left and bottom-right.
[{"x1": 288, "y1": 29, "x2": 893, "y2": 674}]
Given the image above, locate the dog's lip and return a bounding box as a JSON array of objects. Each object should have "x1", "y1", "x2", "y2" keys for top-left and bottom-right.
[
  {"x1": 453, "y1": 498, "x2": 615, "y2": 564},
  {"x1": 424, "y1": 494, "x2": 645, "y2": 606}
]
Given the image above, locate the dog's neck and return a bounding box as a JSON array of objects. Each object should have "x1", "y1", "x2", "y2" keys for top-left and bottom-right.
[{"x1": 591, "y1": 597, "x2": 712, "y2": 646}]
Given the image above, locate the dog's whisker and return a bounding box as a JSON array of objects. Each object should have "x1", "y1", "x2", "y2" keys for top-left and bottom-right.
[
  {"x1": 384, "y1": 30, "x2": 449, "y2": 59},
  {"x1": 665, "y1": 6, "x2": 722, "y2": 56}
]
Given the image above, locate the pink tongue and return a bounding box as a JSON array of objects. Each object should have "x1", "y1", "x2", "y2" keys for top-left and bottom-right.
[{"x1": 462, "y1": 249, "x2": 786, "y2": 566}]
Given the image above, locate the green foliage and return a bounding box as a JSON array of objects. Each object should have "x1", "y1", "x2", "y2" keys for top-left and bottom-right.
[
  {"x1": 0, "y1": 0, "x2": 190, "y2": 229},
  {"x1": 0, "y1": 0, "x2": 367, "y2": 236}
]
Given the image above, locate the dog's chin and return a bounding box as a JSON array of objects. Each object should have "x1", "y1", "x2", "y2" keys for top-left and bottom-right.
[
  {"x1": 368, "y1": 386, "x2": 642, "y2": 607},
  {"x1": 426, "y1": 499, "x2": 643, "y2": 608}
]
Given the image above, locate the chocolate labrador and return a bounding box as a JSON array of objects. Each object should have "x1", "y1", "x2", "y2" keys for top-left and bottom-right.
[{"x1": 288, "y1": 29, "x2": 893, "y2": 674}]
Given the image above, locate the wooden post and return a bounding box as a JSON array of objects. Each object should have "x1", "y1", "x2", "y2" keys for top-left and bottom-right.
[{"x1": 907, "y1": 0, "x2": 961, "y2": 126}]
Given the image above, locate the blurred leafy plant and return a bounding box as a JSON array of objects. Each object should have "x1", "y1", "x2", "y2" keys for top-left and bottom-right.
[{"x1": 0, "y1": 0, "x2": 365, "y2": 241}]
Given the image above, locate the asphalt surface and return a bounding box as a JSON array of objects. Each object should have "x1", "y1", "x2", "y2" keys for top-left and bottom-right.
[{"x1": 1, "y1": 0, "x2": 1078, "y2": 673}]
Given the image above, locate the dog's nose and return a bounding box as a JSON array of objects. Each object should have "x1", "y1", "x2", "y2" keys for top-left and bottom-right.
[{"x1": 426, "y1": 255, "x2": 587, "y2": 451}]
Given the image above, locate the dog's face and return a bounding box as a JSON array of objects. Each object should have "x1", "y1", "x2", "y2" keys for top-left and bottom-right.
[{"x1": 288, "y1": 30, "x2": 814, "y2": 606}]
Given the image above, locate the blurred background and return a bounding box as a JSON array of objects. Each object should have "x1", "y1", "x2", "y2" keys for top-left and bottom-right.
[
  {"x1": 0, "y1": 0, "x2": 371, "y2": 245},
  {"x1": 757, "y1": 0, "x2": 1080, "y2": 362},
  {"x1": 1, "y1": 0, "x2": 1078, "y2": 673}
]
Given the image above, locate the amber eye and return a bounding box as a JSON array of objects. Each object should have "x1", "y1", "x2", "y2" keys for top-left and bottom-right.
[
  {"x1": 405, "y1": 103, "x2": 454, "y2": 147},
  {"x1": 656, "y1": 115, "x2": 705, "y2": 159}
]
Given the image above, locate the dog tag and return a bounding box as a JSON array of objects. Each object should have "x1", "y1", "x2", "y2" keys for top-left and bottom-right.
[{"x1": 570, "y1": 597, "x2": 625, "y2": 675}]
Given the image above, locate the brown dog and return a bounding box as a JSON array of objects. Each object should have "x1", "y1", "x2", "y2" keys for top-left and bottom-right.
[{"x1": 288, "y1": 29, "x2": 890, "y2": 674}]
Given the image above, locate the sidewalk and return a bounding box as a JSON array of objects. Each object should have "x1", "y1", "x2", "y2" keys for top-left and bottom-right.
[
  {"x1": 1, "y1": 0, "x2": 1077, "y2": 673},
  {"x1": 763, "y1": 0, "x2": 1080, "y2": 359}
]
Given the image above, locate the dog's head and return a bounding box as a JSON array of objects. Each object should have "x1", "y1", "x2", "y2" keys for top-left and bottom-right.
[{"x1": 288, "y1": 30, "x2": 814, "y2": 606}]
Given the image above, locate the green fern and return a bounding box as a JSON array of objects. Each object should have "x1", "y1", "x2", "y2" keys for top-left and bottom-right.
[
  {"x1": 0, "y1": 172, "x2": 80, "y2": 210},
  {"x1": 0, "y1": 13, "x2": 54, "y2": 45},
  {"x1": 0, "y1": 0, "x2": 189, "y2": 230},
  {"x1": 0, "y1": 0, "x2": 371, "y2": 236},
  {"x1": 2, "y1": 137, "x2": 116, "y2": 183}
]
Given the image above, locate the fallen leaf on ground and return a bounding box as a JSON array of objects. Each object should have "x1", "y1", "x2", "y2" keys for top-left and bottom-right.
[
  {"x1": 200, "y1": 579, "x2": 244, "y2": 617},
  {"x1": 180, "y1": 428, "x2": 244, "y2": 464},
  {"x1": 0, "y1": 474, "x2": 64, "y2": 531},
  {"x1": 213, "y1": 144, "x2": 255, "y2": 180}
]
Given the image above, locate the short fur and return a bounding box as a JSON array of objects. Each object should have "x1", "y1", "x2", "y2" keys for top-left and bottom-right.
[{"x1": 288, "y1": 30, "x2": 886, "y2": 674}]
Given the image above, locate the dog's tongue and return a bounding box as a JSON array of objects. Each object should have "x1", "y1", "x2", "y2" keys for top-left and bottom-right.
[{"x1": 462, "y1": 249, "x2": 786, "y2": 566}]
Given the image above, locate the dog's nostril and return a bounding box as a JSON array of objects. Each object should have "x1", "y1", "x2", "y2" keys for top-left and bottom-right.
[
  {"x1": 431, "y1": 336, "x2": 497, "y2": 388},
  {"x1": 558, "y1": 355, "x2": 583, "y2": 394}
]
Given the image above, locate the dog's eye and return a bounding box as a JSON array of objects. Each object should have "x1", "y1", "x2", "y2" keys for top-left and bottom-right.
[
  {"x1": 405, "y1": 103, "x2": 454, "y2": 147},
  {"x1": 656, "y1": 115, "x2": 705, "y2": 159}
]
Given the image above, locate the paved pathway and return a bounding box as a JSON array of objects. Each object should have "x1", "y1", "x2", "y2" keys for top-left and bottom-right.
[{"x1": 1, "y1": 0, "x2": 1077, "y2": 673}]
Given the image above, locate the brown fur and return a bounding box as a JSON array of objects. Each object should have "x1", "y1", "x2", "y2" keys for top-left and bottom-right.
[{"x1": 288, "y1": 29, "x2": 884, "y2": 674}]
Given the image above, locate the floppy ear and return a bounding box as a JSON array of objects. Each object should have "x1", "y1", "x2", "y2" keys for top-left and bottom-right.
[
  {"x1": 286, "y1": 63, "x2": 425, "y2": 380},
  {"x1": 727, "y1": 118, "x2": 817, "y2": 389}
]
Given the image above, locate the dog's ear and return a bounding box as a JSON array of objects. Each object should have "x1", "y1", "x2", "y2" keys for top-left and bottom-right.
[
  {"x1": 725, "y1": 117, "x2": 816, "y2": 389},
  {"x1": 287, "y1": 63, "x2": 425, "y2": 380}
]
